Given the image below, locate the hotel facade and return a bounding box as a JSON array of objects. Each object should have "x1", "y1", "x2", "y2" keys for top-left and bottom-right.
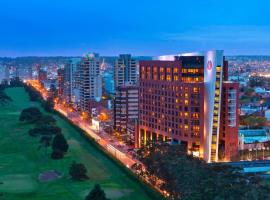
[{"x1": 135, "y1": 50, "x2": 239, "y2": 162}]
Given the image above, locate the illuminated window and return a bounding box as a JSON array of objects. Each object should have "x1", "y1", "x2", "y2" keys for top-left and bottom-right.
[
  {"x1": 174, "y1": 75, "x2": 178, "y2": 81},
  {"x1": 193, "y1": 126, "x2": 200, "y2": 131},
  {"x1": 166, "y1": 67, "x2": 171, "y2": 73},
  {"x1": 141, "y1": 66, "x2": 145, "y2": 72},
  {"x1": 184, "y1": 125, "x2": 189, "y2": 131},
  {"x1": 192, "y1": 113, "x2": 199, "y2": 119},
  {"x1": 184, "y1": 112, "x2": 188, "y2": 117},
  {"x1": 166, "y1": 75, "x2": 171, "y2": 81},
  {"x1": 175, "y1": 98, "x2": 179, "y2": 103},
  {"x1": 173, "y1": 67, "x2": 178, "y2": 73},
  {"x1": 184, "y1": 100, "x2": 188, "y2": 105},
  {"x1": 193, "y1": 87, "x2": 199, "y2": 93},
  {"x1": 185, "y1": 93, "x2": 188, "y2": 98},
  {"x1": 160, "y1": 67, "x2": 164, "y2": 73},
  {"x1": 160, "y1": 75, "x2": 165, "y2": 80}
]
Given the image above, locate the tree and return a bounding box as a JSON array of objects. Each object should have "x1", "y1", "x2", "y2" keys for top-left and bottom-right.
[
  {"x1": 24, "y1": 85, "x2": 42, "y2": 101},
  {"x1": 0, "y1": 90, "x2": 12, "y2": 105},
  {"x1": 42, "y1": 97, "x2": 55, "y2": 113},
  {"x1": 69, "y1": 161, "x2": 89, "y2": 181},
  {"x1": 51, "y1": 134, "x2": 69, "y2": 159},
  {"x1": 138, "y1": 143, "x2": 270, "y2": 200},
  {"x1": 9, "y1": 77, "x2": 23, "y2": 87},
  {"x1": 36, "y1": 115, "x2": 56, "y2": 126},
  {"x1": 242, "y1": 115, "x2": 267, "y2": 128},
  {"x1": 38, "y1": 135, "x2": 53, "y2": 154},
  {"x1": 85, "y1": 184, "x2": 109, "y2": 200},
  {"x1": 19, "y1": 107, "x2": 42, "y2": 123},
  {"x1": 28, "y1": 125, "x2": 61, "y2": 137}
]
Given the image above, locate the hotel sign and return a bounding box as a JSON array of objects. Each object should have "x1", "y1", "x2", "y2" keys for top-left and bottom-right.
[{"x1": 207, "y1": 60, "x2": 213, "y2": 71}]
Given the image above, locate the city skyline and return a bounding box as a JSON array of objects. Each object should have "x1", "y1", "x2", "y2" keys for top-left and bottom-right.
[{"x1": 1, "y1": 0, "x2": 270, "y2": 57}]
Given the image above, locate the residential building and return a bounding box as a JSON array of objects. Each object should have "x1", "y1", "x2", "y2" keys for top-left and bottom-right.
[
  {"x1": 79, "y1": 53, "x2": 102, "y2": 111},
  {"x1": 64, "y1": 58, "x2": 81, "y2": 107},
  {"x1": 113, "y1": 85, "x2": 139, "y2": 142},
  {"x1": 103, "y1": 72, "x2": 115, "y2": 95},
  {"x1": 57, "y1": 68, "x2": 64, "y2": 97},
  {"x1": 114, "y1": 54, "x2": 137, "y2": 88},
  {"x1": 136, "y1": 50, "x2": 239, "y2": 162}
]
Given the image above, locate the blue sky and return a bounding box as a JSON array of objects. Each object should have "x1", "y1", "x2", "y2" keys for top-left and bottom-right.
[{"x1": 0, "y1": 0, "x2": 270, "y2": 56}]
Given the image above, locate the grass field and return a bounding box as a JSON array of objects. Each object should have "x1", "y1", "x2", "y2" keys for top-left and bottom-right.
[{"x1": 0, "y1": 87, "x2": 155, "y2": 200}]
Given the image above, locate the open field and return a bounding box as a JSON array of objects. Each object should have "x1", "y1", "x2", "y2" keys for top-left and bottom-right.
[{"x1": 0, "y1": 87, "x2": 155, "y2": 200}]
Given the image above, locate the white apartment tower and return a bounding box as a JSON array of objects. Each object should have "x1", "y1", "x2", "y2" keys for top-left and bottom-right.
[
  {"x1": 114, "y1": 54, "x2": 137, "y2": 88},
  {"x1": 79, "y1": 53, "x2": 102, "y2": 111}
]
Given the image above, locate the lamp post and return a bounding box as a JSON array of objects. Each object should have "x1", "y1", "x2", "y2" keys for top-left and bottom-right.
[
  {"x1": 249, "y1": 149, "x2": 252, "y2": 160},
  {"x1": 262, "y1": 146, "x2": 265, "y2": 160}
]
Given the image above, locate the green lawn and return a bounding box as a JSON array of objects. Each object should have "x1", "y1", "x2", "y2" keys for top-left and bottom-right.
[{"x1": 0, "y1": 87, "x2": 155, "y2": 200}]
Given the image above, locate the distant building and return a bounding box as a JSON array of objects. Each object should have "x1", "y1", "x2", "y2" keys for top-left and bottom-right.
[
  {"x1": 265, "y1": 109, "x2": 270, "y2": 121},
  {"x1": 113, "y1": 85, "x2": 138, "y2": 141},
  {"x1": 136, "y1": 50, "x2": 239, "y2": 162},
  {"x1": 114, "y1": 54, "x2": 137, "y2": 88},
  {"x1": 57, "y1": 68, "x2": 64, "y2": 97},
  {"x1": 255, "y1": 87, "x2": 270, "y2": 94},
  {"x1": 240, "y1": 105, "x2": 260, "y2": 116},
  {"x1": 239, "y1": 129, "x2": 269, "y2": 150},
  {"x1": 79, "y1": 53, "x2": 102, "y2": 111},
  {"x1": 103, "y1": 72, "x2": 115, "y2": 94}
]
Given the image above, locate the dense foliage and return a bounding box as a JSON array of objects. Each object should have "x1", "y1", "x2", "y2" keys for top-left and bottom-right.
[
  {"x1": 69, "y1": 161, "x2": 89, "y2": 181},
  {"x1": 19, "y1": 107, "x2": 42, "y2": 123},
  {"x1": 29, "y1": 125, "x2": 61, "y2": 137},
  {"x1": 43, "y1": 97, "x2": 55, "y2": 113},
  {"x1": 0, "y1": 83, "x2": 12, "y2": 105},
  {"x1": 24, "y1": 84, "x2": 42, "y2": 101},
  {"x1": 240, "y1": 115, "x2": 267, "y2": 128},
  {"x1": 0, "y1": 90, "x2": 12, "y2": 105},
  {"x1": 51, "y1": 133, "x2": 69, "y2": 159},
  {"x1": 138, "y1": 144, "x2": 270, "y2": 200},
  {"x1": 85, "y1": 184, "x2": 109, "y2": 200}
]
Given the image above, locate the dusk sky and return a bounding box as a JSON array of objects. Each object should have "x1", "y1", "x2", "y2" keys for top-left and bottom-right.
[{"x1": 0, "y1": 0, "x2": 270, "y2": 57}]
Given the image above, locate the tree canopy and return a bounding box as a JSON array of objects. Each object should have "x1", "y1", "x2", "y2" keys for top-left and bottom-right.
[
  {"x1": 36, "y1": 115, "x2": 56, "y2": 126},
  {"x1": 85, "y1": 184, "x2": 109, "y2": 200},
  {"x1": 42, "y1": 97, "x2": 55, "y2": 113},
  {"x1": 19, "y1": 107, "x2": 42, "y2": 123},
  {"x1": 24, "y1": 84, "x2": 42, "y2": 101},
  {"x1": 241, "y1": 115, "x2": 267, "y2": 128},
  {"x1": 29, "y1": 125, "x2": 61, "y2": 137},
  {"x1": 69, "y1": 161, "x2": 89, "y2": 181},
  {"x1": 51, "y1": 133, "x2": 69, "y2": 159},
  {"x1": 138, "y1": 143, "x2": 270, "y2": 200},
  {"x1": 0, "y1": 90, "x2": 12, "y2": 105}
]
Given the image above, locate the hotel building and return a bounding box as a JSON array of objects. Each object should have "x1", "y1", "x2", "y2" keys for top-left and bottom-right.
[{"x1": 136, "y1": 50, "x2": 239, "y2": 162}]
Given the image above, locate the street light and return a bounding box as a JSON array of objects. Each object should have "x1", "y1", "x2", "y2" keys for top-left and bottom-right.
[{"x1": 262, "y1": 146, "x2": 266, "y2": 160}]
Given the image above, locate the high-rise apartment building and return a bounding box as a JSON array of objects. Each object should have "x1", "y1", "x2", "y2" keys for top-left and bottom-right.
[
  {"x1": 57, "y1": 68, "x2": 64, "y2": 97},
  {"x1": 114, "y1": 54, "x2": 137, "y2": 88},
  {"x1": 79, "y1": 53, "x2": 102, "y2": 112},
  {"x1": 113, "y1": 85, "x2": 139, "y2": 142},
  {"x1": 64, "y1": 58, "x2": 81, "y2": 107},
  {"x1": 136, "y1": 50, "x2": 239, "y2": 163}
]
